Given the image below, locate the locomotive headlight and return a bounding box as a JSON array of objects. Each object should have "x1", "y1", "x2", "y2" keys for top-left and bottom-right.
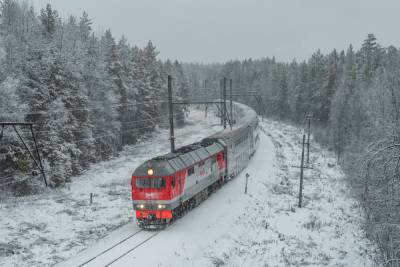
[
  {"x1": 137, "y1": 204, "x2": 145, "y2": 209},
  {"x1": 157, "y1": 204, "x2": 166, "y2": 209},
  {"x1": 147, "y1": 168, "x2": 154, "y2": 176}
]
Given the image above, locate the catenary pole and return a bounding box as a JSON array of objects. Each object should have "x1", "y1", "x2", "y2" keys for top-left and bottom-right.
[
  {"x1": 223, "y1": 77, "x2": 227, "y2": 129},
  {"x1": 168, "y1": 75, "x2": 175, "y2": 153},
  {"x1": 230, "y1": 79, "x2": 233, "y2": 128},
  {"x1": 220, "y1": 79, "x2": 223, "y2": 125}
]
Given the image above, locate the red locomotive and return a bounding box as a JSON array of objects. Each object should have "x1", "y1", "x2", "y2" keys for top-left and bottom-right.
[{"x1": 131, "y1": 103, "x2": 259, "y2": 228}]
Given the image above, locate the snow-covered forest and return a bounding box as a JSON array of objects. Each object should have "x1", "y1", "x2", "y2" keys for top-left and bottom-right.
[
  {"x1": 1, "y1": 0, "x2": 398, "y2": 265},
  {"x1": 0, "y1": 1, "x2": 189, "y2": 191},
  {"x1": 184, "y1": 34, "x2": 400, "y2": 264}
]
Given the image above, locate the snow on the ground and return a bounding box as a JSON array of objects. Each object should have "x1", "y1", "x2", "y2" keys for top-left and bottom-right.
[
  {"x1": 0, "y1": 108, "x2": 221, "y2": 267},
  {"x1": 196, "y1": 119, "x2": 379, "y2": 267},
  {"x1": 60, "y1": 118, "x2": 378, "y2": 267},
  {"x1": 1, "y1": 113, "x2": 379, "y2": 267}
]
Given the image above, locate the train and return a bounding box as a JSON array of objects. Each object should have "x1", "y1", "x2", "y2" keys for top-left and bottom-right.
[{"x1": 131, "y1": 103, "x2": 260, "y2": 228}]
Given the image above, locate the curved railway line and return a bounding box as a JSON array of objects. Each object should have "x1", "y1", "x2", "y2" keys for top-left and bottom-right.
[{"x1": 58, "y1": 102, "x2": 259, "y2": 266}]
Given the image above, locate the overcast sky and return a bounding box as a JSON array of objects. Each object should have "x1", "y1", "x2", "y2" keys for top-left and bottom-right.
[{"x1": 31, "y1": 0, "x2": 400, "y2": 63}]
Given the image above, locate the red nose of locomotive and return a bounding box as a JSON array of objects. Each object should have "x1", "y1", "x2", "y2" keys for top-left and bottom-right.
[{"x1": 132, "y1": 166, "x2": 175, "y2": 225}]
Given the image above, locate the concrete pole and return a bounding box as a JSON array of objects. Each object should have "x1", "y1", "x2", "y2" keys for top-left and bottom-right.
[{"x1": 168, "y1": 75, "x2": 175, "y2": 153}]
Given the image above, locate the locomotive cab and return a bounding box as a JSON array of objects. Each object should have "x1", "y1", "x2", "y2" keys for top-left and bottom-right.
[
  {"x1": 132, "y1": 174, "x2": 174, "y2": 221},
  {"x1": 131, "y1": 162, "x2": 178, "y2": 227}
]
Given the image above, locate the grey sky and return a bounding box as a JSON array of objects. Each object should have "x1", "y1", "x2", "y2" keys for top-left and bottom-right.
[{"x1": 32, "y1": 0, "x2": 400, "y2": 63}]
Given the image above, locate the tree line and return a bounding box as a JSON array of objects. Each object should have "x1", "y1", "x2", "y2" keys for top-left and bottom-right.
[
  {"x1": 184, "y1": 34, "x2": 400, "y2": 265},
  {"x1": 0, "y1": 1, "x2": 190, "y2": 191}
]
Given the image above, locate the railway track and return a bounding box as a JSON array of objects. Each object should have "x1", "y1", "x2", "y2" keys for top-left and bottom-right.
[{"x1": 76, "y1": 229, "x2": 160, "y2": 267}]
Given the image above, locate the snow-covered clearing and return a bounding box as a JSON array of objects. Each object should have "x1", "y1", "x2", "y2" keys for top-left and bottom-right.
[
  {"x1": 1, "y1": 113, "x2": 378, "y2": 267},
  {"x1": 60, "y1": 119, "x2": 377, "y2": 267},
  {"x1": 0, "y1": 109, "x2": 221, "y2": 267}
]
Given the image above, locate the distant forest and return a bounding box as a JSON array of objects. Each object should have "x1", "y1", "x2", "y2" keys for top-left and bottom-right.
[
  {"x1": 0, "y1": 1, "x2": 190, "y2": 190},
  {"x1": 184, "y1": 34, "x2": 400, "y2": 264}
]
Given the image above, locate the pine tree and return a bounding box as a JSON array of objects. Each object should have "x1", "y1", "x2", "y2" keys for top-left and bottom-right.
[
  {"x1": 79, "y1": 12, "x2": 92, "y2": 42},
  {"x1": 39, "y1": 4, "x2": 58, "y2": 38},
  {"x1": 133, "y1": 41, "x2": 161, "y2": 134}
]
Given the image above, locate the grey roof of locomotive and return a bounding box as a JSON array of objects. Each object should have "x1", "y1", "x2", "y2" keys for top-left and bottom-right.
[{"x1": 132, "y1": 142, "x2": 224, "y2": 176}]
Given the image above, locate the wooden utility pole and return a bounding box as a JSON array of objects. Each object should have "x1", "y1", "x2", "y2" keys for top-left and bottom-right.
[
  {"x1": 306, "y1": 114, "x2": 311, "y2": 163},
  {"x1": 298, "y1": 134, "x2": 306, "y2": 208},
  {"x1": 168, "y1": 75, "x2": 175, "y2": 153}
]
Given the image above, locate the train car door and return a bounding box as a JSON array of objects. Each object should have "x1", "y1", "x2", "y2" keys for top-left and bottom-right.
[
  {"x1": 211, "y1": 156, "x2": 215, "y2": 180},
  {"x1": 178, "y1": 170, "x2": 184, "y2": 195}
]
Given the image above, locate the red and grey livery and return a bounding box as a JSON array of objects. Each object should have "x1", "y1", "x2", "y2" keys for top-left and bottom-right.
[{"x1": 131, "y1": 103, "x2": 259, "y2": 228}]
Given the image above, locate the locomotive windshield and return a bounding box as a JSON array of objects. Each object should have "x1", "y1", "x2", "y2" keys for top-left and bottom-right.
[{"x1": 135, "y1": 177, "x2": 166, "y2": 189}]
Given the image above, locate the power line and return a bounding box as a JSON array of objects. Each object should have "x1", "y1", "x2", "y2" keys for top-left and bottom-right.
[
  {"x1": 4, "y1": 113, "x2": 180, "y2": 138},
  {"x1": 0, "y1": 114, "x2": 185, "y2": 153},
  {"x1": 0, "y1": 99, "x2": 170, "y2": 117},
  {"x1": 0, "y1": 97, "x2": 169, "y2": 112},
  {"x1": 14, "y1": 113, "x2": 175, "y2": 136}
]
